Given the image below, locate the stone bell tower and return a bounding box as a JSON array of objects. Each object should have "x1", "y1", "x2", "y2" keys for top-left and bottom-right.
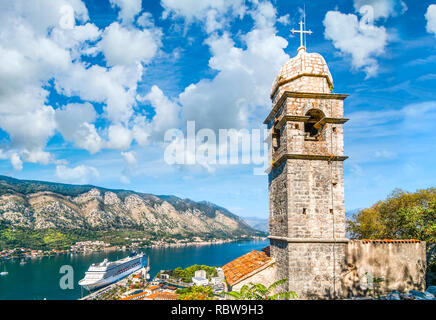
[{"x1": 265, "y1": 22, "x2": 349, "y2": 299}]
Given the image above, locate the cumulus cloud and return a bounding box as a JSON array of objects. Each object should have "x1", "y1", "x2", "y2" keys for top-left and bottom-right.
[
  {"x1": 323, "y1": 11, "x2": 388, "y2": 78},
  {"x1": 178, "y1": 1, "x2": 289, "y2": 130},
  {"x1": 10, "y1": 153, "x2": 23, "y2": 171},
  {"x1": 277, "y1": 14, "x2": 290, "y2": 25},
  {"x1": 353, "y1": 0, "x2": 407, "y2": 20},
  {"x1": 21, "y1": 149, "x2": 52, "y2": 165},
  {"x1": 323, "y1": 0, "x2": 408, "y2": 78},
  {"x1": 56, "y1": 164, "x2": 99, "y2": 184},
  {"x1": 106, "y1": 124, "x2": 133, "y2": 150},
  {"x1": 0, "y1": 0, "x2": 164, "y2": 172},
  {"x1": 426, "y1": 4, "x2": 436, "y2": 36},
  {"x1": 142, "y1": 85, "x2": 181, "y2": 137},
  {"x1": 161, "y1": 0, "x2": 246, "y2": 33},
  {"x1": 55, "y1": 103, "x2": 103, "y2": 154},
  {"x1": 131, "y1": 116, "x2": 152, "y2": 146},
  {"x1": 55, "y1": 64, "x2": 140, "y2": 124},
  {"x1": 137, "y1": 12, "x2": 155, "y2": 28},
  {"x1": 110, "y1": 0, "x2": 142, "y2": 24},
  {"x1": 99, "y1": 22, "x2": 162, "y2": 66}
]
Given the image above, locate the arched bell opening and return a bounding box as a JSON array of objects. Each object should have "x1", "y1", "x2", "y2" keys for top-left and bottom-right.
[{"x1": 304, "y1": 109, "x2": 325, "y2": 139}]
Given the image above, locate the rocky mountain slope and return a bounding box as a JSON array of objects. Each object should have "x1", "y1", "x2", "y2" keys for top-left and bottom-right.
[
  {"x1": 0, "y1": 176, "x2": 264, "y2": 239},
  {"x1": 242, "y1": 216, "x2": 269, "y2": 233}
]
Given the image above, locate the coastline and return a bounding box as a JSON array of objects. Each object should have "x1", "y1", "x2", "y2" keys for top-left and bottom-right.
[{"x1": 0, "y1": 236, "x2": 267, "y2": 261}]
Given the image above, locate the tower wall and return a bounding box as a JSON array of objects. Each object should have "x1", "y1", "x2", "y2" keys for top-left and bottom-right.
[
  {"x1": 267, "y1": 49, "x2": 349, "y2": 299},
  {"x1": 267, "y1": 48, "x2": 427, "y2": 300}
]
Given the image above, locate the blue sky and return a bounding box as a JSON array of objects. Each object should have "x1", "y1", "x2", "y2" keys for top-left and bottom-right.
[{"x1": 0, "y1": 0, "x2": 436, "y2": 219}]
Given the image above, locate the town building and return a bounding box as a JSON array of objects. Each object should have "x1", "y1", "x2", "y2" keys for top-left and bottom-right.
[{"x1": 192, "y1": 270, "x2": 209, "y2": 286}]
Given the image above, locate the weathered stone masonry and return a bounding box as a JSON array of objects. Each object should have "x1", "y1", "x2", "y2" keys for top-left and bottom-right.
[{"x1": 265, "y1": 46, "x2": 426, "y2": 299}]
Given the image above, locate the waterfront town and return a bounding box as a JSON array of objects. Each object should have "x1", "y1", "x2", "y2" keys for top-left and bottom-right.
[
  {"x1": 0, "y1": 236, "x2": 263, "y2": 260},
  {"x1": 81, "y1": 266, "x2": 227, "y2": 300}
]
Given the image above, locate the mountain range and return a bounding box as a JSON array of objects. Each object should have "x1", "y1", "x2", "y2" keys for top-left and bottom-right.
[
  {"x1": 0, "y1": 175, "x2": 265, "y2": 242},
  {"x1": 242, "y1": 216, "x2": 269, "y2": 233}
]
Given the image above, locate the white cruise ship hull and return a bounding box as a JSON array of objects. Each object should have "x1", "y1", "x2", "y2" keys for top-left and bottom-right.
[{"x1": 79, "y1": 253, "x2": 145, "y2": 291}]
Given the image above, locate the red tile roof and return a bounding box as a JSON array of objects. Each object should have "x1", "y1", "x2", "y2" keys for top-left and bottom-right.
[
  {"x1": 147, "y1": 285, "x2": 160, "y2": 291},
  {"x1": 143, "y1": 292, "x2": 179, "y2": 300},
  {"x1": 119, "y1": 291, "x2": 148, "y2": 300},
  {"x1": 222, "y1": 250, "x2": 272, "y2": 286}
]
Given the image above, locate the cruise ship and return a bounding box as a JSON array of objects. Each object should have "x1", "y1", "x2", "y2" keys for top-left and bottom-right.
[{"x1": 79, "y1": 252, "x2": 146, "y2": 291}]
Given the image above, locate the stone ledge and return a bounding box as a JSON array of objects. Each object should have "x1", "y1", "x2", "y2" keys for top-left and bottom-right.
[
  {"x1": 265, "y1": 91, "x2": 349, "y2": 124},
  {"x1": 275, "y1": 115, "x2": 349, "y2": 130},
  {"x1": 272, "y1": 154, "x2": 348, "y2": 167},
  {"x1": 268, "y1": 235, "x2": 350, "y2": 243}
]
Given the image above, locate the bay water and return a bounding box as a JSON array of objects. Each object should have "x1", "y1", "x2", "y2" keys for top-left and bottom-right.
[{"x1": 0, "y1": 239, "x2": 268, "y2": 300}]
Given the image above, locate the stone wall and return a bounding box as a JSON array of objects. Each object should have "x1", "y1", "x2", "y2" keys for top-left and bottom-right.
[
  {"x1": 342, "y1": 240, "x2": 427, "y2": 297},
  {"x1": 288, "y1": 242, "x2": 347, "y2": 299},
  {"x1": 286, "y1": 159, "x2": 346, "y2": 239}
]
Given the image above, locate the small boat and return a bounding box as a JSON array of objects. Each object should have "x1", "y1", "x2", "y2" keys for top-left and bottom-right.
[
  {"x1": 0, "y1": 264, "x2": 7, "y2": 276},
  {"x1": 20, "y1": 260, "x2": 27, "y2": 266}
]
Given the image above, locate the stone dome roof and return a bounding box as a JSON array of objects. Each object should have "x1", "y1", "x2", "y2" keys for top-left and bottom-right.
[{"x1": 271, "y1": 48, "x2": 333, "y2": 98}]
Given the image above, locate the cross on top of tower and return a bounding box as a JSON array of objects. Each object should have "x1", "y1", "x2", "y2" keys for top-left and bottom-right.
[{"x1": 290, "y1": 20, "x2": 312, "y2": 53}]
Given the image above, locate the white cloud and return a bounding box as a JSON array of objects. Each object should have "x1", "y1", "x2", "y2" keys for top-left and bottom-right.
[
  {"x1": 10, "y1": 153, "x2": 23, "y2": 171},
  {"x1": 142, "y1": 85, "x2": 181, "y2": 137},
  {"x1": 131, "y1": 116, "x2": 152, "y2": 146},
  {"x1": 0, "y1": 0, "x2": 165, "y2": 170},
  {"x1": 353, "y1": 0, "x2": 407, "y2": 20},
  {"x1": 277, "y1": 14, "x2": 290, "y2": 25},
  {"x1": 323, "y1": 11, "x2": 388, "y2": 78},
  {"x1": 0, "y1": 107, "x2": 57, "y2": 155},
  {"x1": 50, "y1": 22, "x2": 101, "y2": 59},
  {"x1": 161, "y1": 0, "x2": 246, "y2": 33},
  {"x1": 0, "y1": 0, "x2": 89, "y2": 36},
  {"x1": 122, "y1": 151, "x2": 137, "y2": 166},
  {"x1": 55, "y1": 103, "x2": 103, "y2": 154},
  {"x1": 425, "y1": 4, "x2": 436, "y2": 36},
  {"x1": 21, "y1": 149, "x2": 52, "y2": 165},
  {"x1": 55, "y1": 63, "x2": 141, "y2": 124},
  {"x1": 178, "y1": 1, "x2": 289, "y2": 130},
  {"x1": 137, "y1": 12, "x2": 155, "y2": 28},
  {"x1": 347, "y1": 101, "x2": 436, "y2": 140},
  {"x1": 110, "y1": 0, "x2": 142, "y2": 24},
  {"x1": 106, "y1": 124, "x2": 133, "y2": 150},
  {"x1": 55, "y1": 164, "x2": 99, "y2": 184},
  {"x1": 120, "y1": 150, "x2": 138, "y2": 182},
  {"x1": 99, "y1": 22, "x2": 162, "y2": 66},
  {"x1": 323, "y1": 0, "x2": 407, "y2": 78}
]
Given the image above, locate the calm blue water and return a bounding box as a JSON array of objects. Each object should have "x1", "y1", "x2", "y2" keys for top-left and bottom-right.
[{"x1": 0, "y1": 239, "x2": 268, "y2": 300}]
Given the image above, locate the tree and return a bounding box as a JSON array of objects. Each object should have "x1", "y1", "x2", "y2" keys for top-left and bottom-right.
[
  {"x1": 224, "y1": 279, "x2": 297, "y2": 300},
  {"x1": 177, "y1": 286, "x2": 214, "y2": 300},
  {"x1": 347, "y1": 188, "x2": 436, "y2": 242},
  {"x1": 347, "y1": 188, "x2": 436, "y2": 285}
]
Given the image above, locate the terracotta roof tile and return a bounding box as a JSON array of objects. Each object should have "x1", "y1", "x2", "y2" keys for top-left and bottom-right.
[
  {"x1": 222, "y1": 250, "x2": 272, "y2": 286},
  {"x1": 142, "y1": 292, "x2": 179, "y2": 300},
  {"x1": 119, "y1": 291, "x2": 148, "y2": 300}
]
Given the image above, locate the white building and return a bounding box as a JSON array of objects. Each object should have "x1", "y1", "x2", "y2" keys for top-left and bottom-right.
[{"x1": 192, "y1": 270, "x2": 208, "y2": 286}]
